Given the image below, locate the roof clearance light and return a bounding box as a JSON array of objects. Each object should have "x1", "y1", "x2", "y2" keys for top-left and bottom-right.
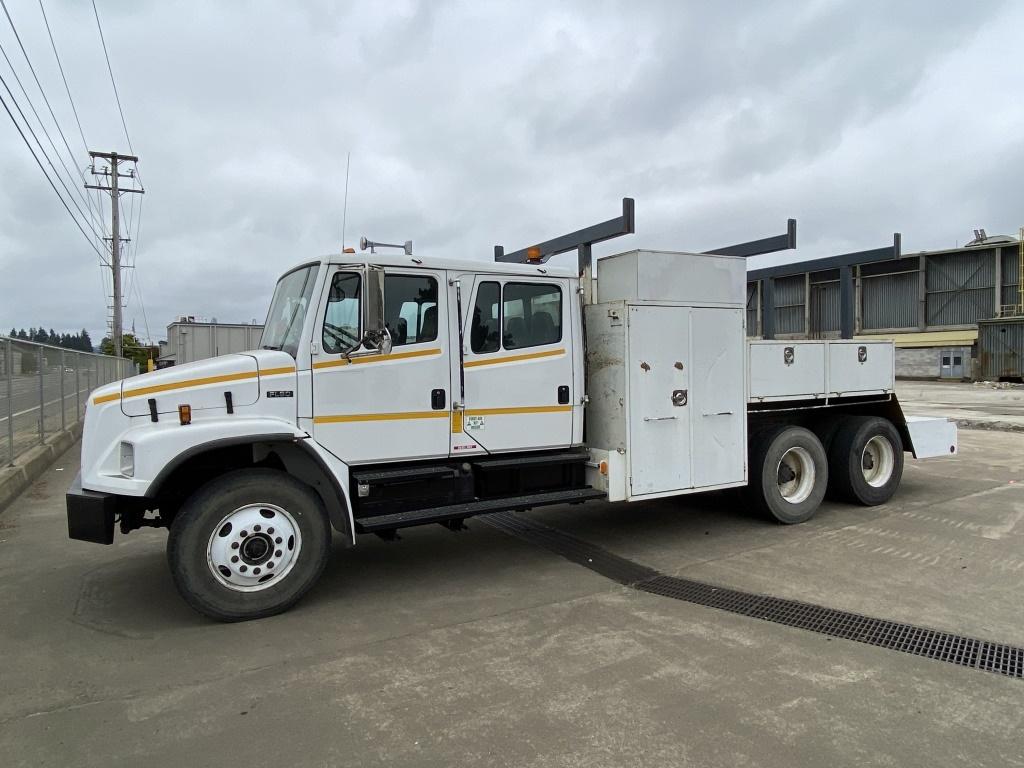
[
  {"x1": 343, "y1": 247, "x2": 355, "y2": 254},
  {"x1": 178, "y1": 404, "x2": 192, "y2": 426},
  {"x1": 527, "y1": 246, "x2": 542, "y2": 261}
]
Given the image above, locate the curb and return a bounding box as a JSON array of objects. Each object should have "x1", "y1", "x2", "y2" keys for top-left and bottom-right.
[{"x1": 0, "y1": 422, "x2": 82, "y2": 514}]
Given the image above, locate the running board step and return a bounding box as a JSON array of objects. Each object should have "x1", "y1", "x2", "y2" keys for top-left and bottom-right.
[
  {"x1": 351, "y1": 465, "x2": 459, "y2": 486},
  {"x1": 355, "y1": 487, "x2": 606, "y2": 533},
  {"x1": 472, "y1": 450, "x2": 590, "y2": 471}
]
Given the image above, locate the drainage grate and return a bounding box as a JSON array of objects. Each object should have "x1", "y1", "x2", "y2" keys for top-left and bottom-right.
[{"x1": 483, "y1": 512, "x2": 1024, "y2": 679}]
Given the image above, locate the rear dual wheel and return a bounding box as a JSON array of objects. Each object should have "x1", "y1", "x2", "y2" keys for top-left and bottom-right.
[
  {"x1": 828, "y1": 416, "x2": 903, "y2": 506},
  {"x1": 748, "y1": 426, "x2": 828, "y2": 524}
]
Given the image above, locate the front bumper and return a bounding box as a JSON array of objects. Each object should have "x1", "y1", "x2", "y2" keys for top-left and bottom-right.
[{"x1": 66, "y1": 472, "x2": 117, "y2": 545}]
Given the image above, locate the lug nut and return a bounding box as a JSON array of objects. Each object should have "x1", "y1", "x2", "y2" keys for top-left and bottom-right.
[
  {"x1": 268, "y1": 528, "x2": 275, "y2": 535},
  {"x1": 275, "y1": 550, "x2": 282, "y2": 558},
  {"x1": 275, "y1": 537, "x2": 282, "y2": 544},
  {"x1": 239, "y1": 565, "x2": 247, "y2": 573},
  {"x1": 231, "y1": 555, "x2": 239, "y2": 563},
  {"x1": 240, "y1": 530, "x2": 248, "y2": 537},
  {"x1": 254, "y1": 568, "x2": 261, "y2": 575},
  {"x1": 254, "y1": 525, "x2": 261, "y2": 532},
  {"x1": 231, "y1": 542, "x2": 239, "y2": 550},
  {"x1": 267, "y1": 562, "x2": 274, "y2": 569}
]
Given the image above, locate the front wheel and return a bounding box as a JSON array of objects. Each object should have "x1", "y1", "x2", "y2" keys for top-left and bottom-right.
[{"x1": 167, "y1": 469, "x2": 331, "y2": 622}]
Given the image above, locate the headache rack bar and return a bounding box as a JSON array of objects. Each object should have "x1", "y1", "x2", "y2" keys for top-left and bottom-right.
[{"x1": 494, "y1": 197, "x2": 798, "y2": 276}]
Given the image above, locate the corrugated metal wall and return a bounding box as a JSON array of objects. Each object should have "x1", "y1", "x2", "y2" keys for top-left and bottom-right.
[
  {"x1": 166, "y1": 323, "x2": 264, "y2": 364},
  {"x1": 746, "y1": 283, "x2": 759, "y2": 336},
  {"x1": 925, "y1": 249, "x2": 995, "y2": 326},
  {"x1": 862, "y1": 270, "x2": 918, "y2": 330},
  {"x1": 978, "y1": 318, "x2": 1024, "y2": 380},
  {"x1": 808, "y1": 270, "x2": 839, "y2": 336},
  {"x1": 774, "y1": 275, "x2": 805, "y2": 335},
  {"x1": 1001, "y1": 245, "x2": 1022, "y2": 309}
]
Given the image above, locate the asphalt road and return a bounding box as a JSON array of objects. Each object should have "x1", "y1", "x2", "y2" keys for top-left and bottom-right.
[{"x1": 1, "y1": 430, "x2": 1023, "y2": 766}]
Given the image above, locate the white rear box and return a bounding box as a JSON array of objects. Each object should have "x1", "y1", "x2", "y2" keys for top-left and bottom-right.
[
  {"x1": 748, "y1": 340, "x2": 895, "y2": 401},
  {"x1": 597, "y1": 250, "x2": 745, "y2": 306}
]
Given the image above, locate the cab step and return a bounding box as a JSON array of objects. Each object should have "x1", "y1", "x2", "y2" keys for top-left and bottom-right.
[{"x1": 355, "y1": 487, "x2": 606, "y2": 533}]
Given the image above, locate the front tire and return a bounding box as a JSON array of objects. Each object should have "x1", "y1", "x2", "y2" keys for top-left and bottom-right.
[
  {"x1": 749, "y1": 425, "x2": 828, "y2": 524},
  {"x1": 828, "y1": 416, "x2": 904, "y2": 506},
  {"x1": 167, "y1": 469, "x2": 331, "y2": 622}
]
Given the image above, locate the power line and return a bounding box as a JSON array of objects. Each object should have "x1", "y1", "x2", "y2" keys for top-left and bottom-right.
[
  {"x1": 0, "y1": 0, "x2": 99, "y2": 210},
  {"x1": 0, "y1": 86, "x2": 104, "y2": 260},
  {"x1": 90, "y1": 0, "x2": 136, "y2": 166},
  {"x1": 37, "y1": 0, "x2": 87, "y2": 154},
  {"x1": 37, "y1": 0, "x2": 104, "y2": 232},
  {"x1": 0, "y1": 66, "x2": 103, "y2": 244}
]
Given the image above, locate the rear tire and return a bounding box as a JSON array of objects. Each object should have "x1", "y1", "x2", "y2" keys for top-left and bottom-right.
[
  {"x1": 748, "y1": 425, "x2": 828, "y2": 524},
  {"x1": 167, "y1": 468, "x2": 331, "y2": 622},
  {"x1": 828, "y1": 416, "x2": 903, "y2": 506}
]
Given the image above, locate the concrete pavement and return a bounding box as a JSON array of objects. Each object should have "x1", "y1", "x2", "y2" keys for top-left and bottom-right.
[
  {"x1": 898, "y1": 379, "x2": 1024, "y2": 432},
  {"x1": 1, "y1": 430, "x2": 1023, "y2": 767}
]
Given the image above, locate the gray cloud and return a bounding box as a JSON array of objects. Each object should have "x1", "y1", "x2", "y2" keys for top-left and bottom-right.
[{"x1": 0, "y1": 0, "x2": 1020, "y2": 345}]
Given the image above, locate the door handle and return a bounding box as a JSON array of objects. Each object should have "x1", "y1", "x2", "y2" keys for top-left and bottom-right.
[
  {"x1": 557, "y1": 385, "x2": 570, "y2": 404},
  {"x1": 643, "y1": 415, "x2": 677, "y2": 422},
  {"x1": 431, "y1": 389, "x2": 446, "y2": 410}
]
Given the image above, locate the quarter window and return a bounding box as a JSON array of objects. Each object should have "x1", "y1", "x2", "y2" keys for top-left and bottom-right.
[
  {"x1": 470, "y1": 282, "x2": 500, "y2": 353},
  {"x1": 385, "y1": 275, "x2": 438, "y2": 346},
  {"x1": 502, "y1": 283, "x2": 561, "y2": 350},
  {"x1": 322, "y1": 272, "x2": 361, "y2": 354}
]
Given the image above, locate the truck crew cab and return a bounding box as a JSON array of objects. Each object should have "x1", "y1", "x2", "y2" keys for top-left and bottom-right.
[{"x1": 67, "y1": 200, "x2": 957, "y2": 621}]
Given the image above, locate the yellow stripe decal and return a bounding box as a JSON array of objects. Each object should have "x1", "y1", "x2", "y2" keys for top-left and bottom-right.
[
  {"x1": 313, "y1": 347, "x2": 442, "y2": 370},
  {"x1": 464, "y1": 348, "x2": 565, "y2": 368},
  {"x1": 465, "y1": 405, "x2": 572, "y2": 416},
  {"x1": 92, "y1": 366, "x2": 297, "y2": 405},
  {"x1": 314, "y1": 411, "x2": 450, "y2": 424},
  {"x1": 451, "y1": 411, "x2": 464, "y2": 434}
]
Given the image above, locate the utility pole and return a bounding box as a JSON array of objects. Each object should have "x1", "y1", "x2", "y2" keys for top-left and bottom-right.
[{"x1": 86, "y1": 151, "x2": 143, "y2": 358}]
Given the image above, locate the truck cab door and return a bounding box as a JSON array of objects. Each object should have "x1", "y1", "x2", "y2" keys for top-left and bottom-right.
[
  {"x1": 311, "y1": 265, "x2": 451, "y2": 464},
  {"x1": 452, "y1": 273, "x2": 577, "y2": 454}
]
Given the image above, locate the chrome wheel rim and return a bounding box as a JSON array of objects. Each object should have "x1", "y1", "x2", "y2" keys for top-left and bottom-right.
[
  {"x1": 861, "y1": 435, "x2": 895, "y2": 488},
  {"x1": 777, "y1": 447, "x2": 815, "y2": 504},
  {"x1": 207, "y1": 503, "x2": 301, "y2": 592}
]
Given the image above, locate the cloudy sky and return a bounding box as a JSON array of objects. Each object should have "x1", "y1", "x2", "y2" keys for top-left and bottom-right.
[{"x1": 1, "y1": 0, "x2": 1022, "y2": 345}]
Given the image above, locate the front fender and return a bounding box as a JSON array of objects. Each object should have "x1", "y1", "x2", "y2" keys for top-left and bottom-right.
[{"x1": 82, "y1": 417, "x2": 305, "y2": 497}]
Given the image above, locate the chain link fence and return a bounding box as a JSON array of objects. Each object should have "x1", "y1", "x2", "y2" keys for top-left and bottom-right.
[{"x1": 1, "y1": 336, "x2": 138, "y2": 466}]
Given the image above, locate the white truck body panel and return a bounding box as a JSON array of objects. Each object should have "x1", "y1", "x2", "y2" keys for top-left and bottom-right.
[
  {"x1": 905, "y1": 416, "x2": 959, "y2": 459},
  {"x1": 596, "y1": 249, "x2": 746, "y2": 307},
  {"x1": 747, "y1": 339, "x2": 895, "y2": 402}
]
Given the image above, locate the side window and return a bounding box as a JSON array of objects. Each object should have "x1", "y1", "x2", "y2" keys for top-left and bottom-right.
[
  {"x1": 471, "y1": 282, "x2": 500, "y2": 353},
  {"x1": 322, "y1": 272, "x2": 361, "y2": 355},
  {"x1": 502, "y1": 283, "x2": 561, "y2": 350},
  {"x1": 385, "y1": 274, "x2": 438, "y2": 346}
]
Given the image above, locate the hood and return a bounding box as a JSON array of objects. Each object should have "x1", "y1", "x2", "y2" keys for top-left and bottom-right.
[{"x1": 116, "y1": 351, "x2": 294, "y2": 417}]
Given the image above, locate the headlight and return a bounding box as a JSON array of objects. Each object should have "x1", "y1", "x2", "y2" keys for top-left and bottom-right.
[{"x1": 119, "y1": 441, "x2": 135, "y2": 477}]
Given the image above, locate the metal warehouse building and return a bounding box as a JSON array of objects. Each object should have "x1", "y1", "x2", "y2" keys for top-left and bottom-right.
[
  {"x1": 157, "y1": 318, "x2": 264, "y2": 368},
  {"x1": 746, "y1": 232, "x2": 1023, "y2": 380}
]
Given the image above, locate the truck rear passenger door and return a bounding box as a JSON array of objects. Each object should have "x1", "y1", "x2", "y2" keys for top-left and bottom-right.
[{"x1": 454, "y1": 275, "x2": 575, "y2": 454}]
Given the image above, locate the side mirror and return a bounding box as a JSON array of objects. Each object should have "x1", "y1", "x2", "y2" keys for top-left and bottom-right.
[{"x1": 361, "y1": 266, "x2": 392, "y2": 355}]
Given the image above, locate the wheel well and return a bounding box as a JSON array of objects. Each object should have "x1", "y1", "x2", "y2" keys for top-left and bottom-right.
[
  {"x1": 147, "y1": 440, "x2": 352, "y2": 542},
  {"x1": 748, "y1": 398, "x2": 909, "y2": 456}
]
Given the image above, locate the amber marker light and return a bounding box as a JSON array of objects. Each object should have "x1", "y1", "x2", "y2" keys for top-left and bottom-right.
[{"x1": 178, "y1": 404, "x2": 192, "y2": 425}]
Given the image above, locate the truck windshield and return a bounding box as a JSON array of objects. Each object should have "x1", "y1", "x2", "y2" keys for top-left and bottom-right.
[{"x1": 259, "y1": 265, "x2": 317, "y2": 358}]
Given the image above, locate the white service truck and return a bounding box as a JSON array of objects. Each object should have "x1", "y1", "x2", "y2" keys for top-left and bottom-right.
[{"x1": 67, "y1": 200, "x2": 957, "y2": 621}]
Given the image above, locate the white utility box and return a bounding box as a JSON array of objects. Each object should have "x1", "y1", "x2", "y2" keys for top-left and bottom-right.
[
  {"x1": 747, "y1": 339, "x2": 894, "y2": 402},
  {"x1": 586, "y1": 250, "x2": 747, "y2": 501}
]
